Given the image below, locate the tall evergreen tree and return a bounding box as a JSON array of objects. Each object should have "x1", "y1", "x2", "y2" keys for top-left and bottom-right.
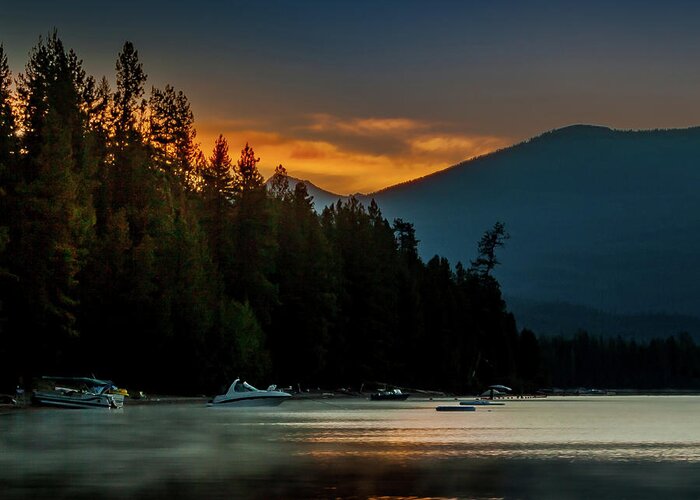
[
  {"x1": 229, "y1": 143, "x2": 277, "y2": 325},
  {"x1": 470, "y1": 221, "x2": 509, "y2": 278},
  {"x1": 0, "y1": 43, "x2": 16, "y2": 253},
  {"x1": 268, "y1": 164, "x2": 291, "y2": 200},
  {"x1": 149, "y1": 84, "x2": 198, "y2": 187},
  {"x1": 270, "y1": 181, "x2": 334, "y2": 383},
  {"x1": 113, "y1": 41, "x2": 146, "y2": 147},
  {"x1": 0, "y1": 44, "x2": 18, "y2": 385},
  {"x1": 9, "y1": 33, "x2": 96, "y2": 373},
  {"x1": 0, "y1": 44, "x2": 16, "y2": 169},
  {"x1": 201, "y1": 135, "x2": 234, "y2": 270},
  {"x1": 234, "y1": 142, "x2": 263, "y2": 194}
]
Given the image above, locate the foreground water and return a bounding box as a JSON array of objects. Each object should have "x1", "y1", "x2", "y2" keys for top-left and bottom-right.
[{"x1": 2, "y1": 396, "x2": 700, "y2": 498}]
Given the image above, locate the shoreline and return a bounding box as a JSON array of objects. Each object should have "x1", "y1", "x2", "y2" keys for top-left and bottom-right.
[{"x1": 5, "y1": 389, "x2": 700, "y2": 412}]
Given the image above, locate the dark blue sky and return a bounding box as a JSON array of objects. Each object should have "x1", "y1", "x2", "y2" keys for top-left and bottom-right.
[{"x1": 2, "y1": 0, "x2": 699, "y2": 192}]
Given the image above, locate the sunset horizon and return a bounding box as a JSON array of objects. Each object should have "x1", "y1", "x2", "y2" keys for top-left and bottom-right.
[{"x1": 3, "y1": 1, "x2": 700, "y2": 193}]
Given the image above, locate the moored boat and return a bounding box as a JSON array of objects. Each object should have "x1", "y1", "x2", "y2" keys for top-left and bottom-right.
[
  {"x1": 436, "y1": 405, "x2": 476, "y2": 412},
  {"x1": 31, "y1": 376, "x2": 125, "y2": 409},
  {"x1": 460, "y1": 399, "x2": 505, "y2": 406},
  {"x1": 209, "y1": 379, "x2": 291, "y2": 407},
  {"x1": 370, "y1": 388, "x2": 410, "y2": 401}
]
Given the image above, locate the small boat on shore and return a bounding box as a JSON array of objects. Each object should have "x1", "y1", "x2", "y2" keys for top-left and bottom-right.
[
  {"x1": 436, "y1": 405, "x2": 476, "y2": 412},
  {"x1": 460, "y1": 400, "x2": 505, "y2": 406},
  {"x1": 370, "y1": 388, "x2": 410, "y2": 401},
  {"x1": 32, "y1": 377, "x2": 125, "y2": 409},
  {"x1": 209, "y1": 379, "x2": 291, "y2": 407}
]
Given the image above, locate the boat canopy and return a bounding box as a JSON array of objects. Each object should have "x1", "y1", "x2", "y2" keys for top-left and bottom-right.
[{"x1": 42, "y1": 376, "x2": 115, "y2": 388}]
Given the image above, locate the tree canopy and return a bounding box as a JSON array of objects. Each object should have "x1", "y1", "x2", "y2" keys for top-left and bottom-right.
[{"x1": 1, "y1": 34, "x2": 694, "y2": 395}]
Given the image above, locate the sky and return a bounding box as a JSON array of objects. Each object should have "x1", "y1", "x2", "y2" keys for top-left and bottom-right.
[{"x1": 2, "y1": 0, "x2": 700, "y2": 194}]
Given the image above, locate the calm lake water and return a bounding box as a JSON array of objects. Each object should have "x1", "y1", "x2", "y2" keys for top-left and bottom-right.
[{"x1": 2, "y1": 396, "x2": 700, "y2": 499}]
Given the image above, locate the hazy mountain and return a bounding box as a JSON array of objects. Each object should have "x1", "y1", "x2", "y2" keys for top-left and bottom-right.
[
  {"x1": 364, "y1": 125, "x2": 700, "y2": 332},
  {"x1": 506, "y1": 296, "x2": 700, "y2": 340},
  {"x1": 267, "y1": 174, "x2": 348, "y2": 210}
]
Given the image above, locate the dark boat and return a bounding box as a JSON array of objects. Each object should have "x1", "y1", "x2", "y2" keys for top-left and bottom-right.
[{"x1": 370, "y1": 389, "x2": 410, "y2": 401}]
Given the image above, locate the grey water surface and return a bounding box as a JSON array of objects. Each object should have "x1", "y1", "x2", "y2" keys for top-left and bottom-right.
[{"x1": 2, "y1": 396, "x2": 700, "y2": 499}]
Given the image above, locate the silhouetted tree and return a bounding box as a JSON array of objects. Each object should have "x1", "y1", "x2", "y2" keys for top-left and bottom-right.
[
  {"x1": 8, "y1": 33, "x2": 96, "y2": 375},
  {"x1": 149, "y1": 84, "x2": 198, "y2": 186},
  {"x1": 470, "y1": 221, "x2": 509, "y2": 277},
  {"x1": 201, "y1": 135, "x2": 234, "y2": 268},
  {"x1": 113, "y1": 41, "x2": 146, "y2": 147},
  {"x1": 229, "y1": 143, "x2": 277, "y2": 325},
  {"x1": 268, "y1": 164, "x2": 291, "y2": 200},
  {"x1": 234, "y1": 142, "x2": 264, "y2": 194}
]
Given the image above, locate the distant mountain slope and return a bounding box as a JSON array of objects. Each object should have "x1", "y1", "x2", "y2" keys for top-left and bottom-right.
[
  {"x1": 369, "y1": 125, "x2": 700, "y2": 321},
  {"x1": 506, "y1": 296, "x2": 700, "y2": 340},
  {"x1": 267, "y1": 174, "x2": 348, "y2": 210}
]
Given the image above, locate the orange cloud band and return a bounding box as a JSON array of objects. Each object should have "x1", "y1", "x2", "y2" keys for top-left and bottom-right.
[{"x1": 197, "y1": 115, "x2": 510, "y2": 194}]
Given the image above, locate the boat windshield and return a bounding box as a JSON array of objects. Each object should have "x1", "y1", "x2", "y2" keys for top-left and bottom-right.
[{"x1": 234, "y1": 381, "x2": 259, "y2": 392}]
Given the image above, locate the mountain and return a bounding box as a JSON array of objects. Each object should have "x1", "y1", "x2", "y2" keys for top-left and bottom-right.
[
  {"x1": 363, "y1": 125, "x2": 700, "y2": 335},
  {"x1": 266, "y1": 174, "x2": 348, "y2": 210},
  {"x1": 506, "y1": 296, "x2": 700, "y2": 340}
]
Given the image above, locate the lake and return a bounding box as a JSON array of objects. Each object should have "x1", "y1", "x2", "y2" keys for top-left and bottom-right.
[{"x1": 2, "y1": 396, "x2": 700, "y2": 498}]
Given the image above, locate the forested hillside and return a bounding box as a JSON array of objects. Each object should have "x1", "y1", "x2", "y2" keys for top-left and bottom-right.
[
  {"x1": 1, "y1": 35, "x2": 698, "y2": 395},
  {"x1": 0, "y1": 34, "x2": 526, "y2": 394}
]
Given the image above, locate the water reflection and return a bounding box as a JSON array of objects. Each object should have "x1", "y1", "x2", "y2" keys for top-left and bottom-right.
[{"x1": 1, "y1": 397, "x2": 700, "y2": 498}]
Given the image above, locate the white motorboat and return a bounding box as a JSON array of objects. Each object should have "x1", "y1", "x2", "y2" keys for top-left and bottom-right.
[
  {"x1": 210, "y1": 379, "x2": 291, "y2": 407},
  {"x1": 31, "y1": 377, "x2": 125, "y2": 409},
  {"x1": 370, "y1": 388, "x2": 410, "y2": 401}
]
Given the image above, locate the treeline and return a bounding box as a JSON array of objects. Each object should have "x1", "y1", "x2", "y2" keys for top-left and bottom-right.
[
  {"x1": 2, "y1": 35, "x2": 696, "y2": 396},
  {"x1": 0, "y1": 34, "x2": 527, "y2": 395},
  {"x1": 535, "y1": 331, "x2": 700, "y2": 390}
]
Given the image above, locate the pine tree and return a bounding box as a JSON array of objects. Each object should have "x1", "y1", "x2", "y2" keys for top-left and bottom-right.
[
  {"x1": 149, "y1": 84, "x2": 198, "y2": 186},
  {"x1": 10, "y1": 33, "x2": 96, "y2": 369},
  {"x1": 229, "y1": 143, "x2": 277, "y2": 324},
  {"x1": 201, "y1": 135, "x2": 234, "y2": 267},
  {"x1": 268, "y1": 164, "x2": 291, "y2": 200},
  {"x1": 470, "y1": 221, "x2": 509, "y2": 278},
  {"x1": 393, "y1": 218, "x2": 419, "y2": 263},
  {"x1": 270, "y1": 180, "x2": 334, "y2": 383},
  {"x1": 234, "y1": 142, "x2": 263, "y2": 194},
  {"x1": 0, "y1": 43, "x2": 16, "y2": 251},
  {"x1": 0, "y1": 44, "x2": 16, "y2": 169},
  {"x1": 0, "y1": 45, "x2": 18, "y2": 381},
  {"x1": 113, "y1": 41, "x2": 146, "y2": 148}
]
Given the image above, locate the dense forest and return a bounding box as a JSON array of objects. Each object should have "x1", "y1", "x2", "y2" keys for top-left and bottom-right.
[{"x1": 0, "y1": 34, "x2": 698, "y2": 395}]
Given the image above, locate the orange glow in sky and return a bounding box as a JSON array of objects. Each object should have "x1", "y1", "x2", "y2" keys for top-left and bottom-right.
[
  {"x1": 196, "y1": 115, "x2": 511, "y2": 194},
  {"x1": 4, "y1": 3, "x2": 700, "y2": 194}
]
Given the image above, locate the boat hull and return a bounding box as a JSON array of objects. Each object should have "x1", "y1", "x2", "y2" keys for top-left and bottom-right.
[
  {"x1": 459, "y1": 400, "x2": 505, "y2": 406},
  {"x1": 209, "y1": 395, "x2": 290, "y2": 407},
  {"x1": 436, "y1": 405, "x2": 476, "y2": 412},
  {"x1": 370, "y1": 393, "x2": 410, "y2": 401},
  {"x1": 32, "y1": 391, "x2": 123, "y2": 409}
]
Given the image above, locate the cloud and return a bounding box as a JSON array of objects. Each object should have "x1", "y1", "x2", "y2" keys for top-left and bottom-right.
[
  {"x1": 306, "y1": 113, "x2": 429, "y2": 135},
  {"x1": 289, "y1": 142, "x2": 333, "y2": 160},
  {"x1": 195, "y1": 113, "x2": 511, "y2": 194},
  {"x1": 410, "y1": 134, "x2": 509, "y2": 156}
]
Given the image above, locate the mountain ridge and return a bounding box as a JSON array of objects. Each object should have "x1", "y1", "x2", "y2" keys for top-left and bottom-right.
[
  {"x1": 278, "y1": 124, "x2": 700, "y2": 336},
  {"x1": 368, "y1": 124, "x2": 700, "y2": 325},
  {"x1": 370, "y1": 124, "x2": 700, "y2": 196}
]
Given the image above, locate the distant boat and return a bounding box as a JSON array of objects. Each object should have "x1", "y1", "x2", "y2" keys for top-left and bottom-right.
[
  {"x1": 370, "y1": 388, "x2": 410, "y2": 401},
  {"x1": 32, "y1": 376, "x2": 125, "y2": 409},
  {"x1": 436, "y1": 405, "x2": 476, "y2": 412},
  {"x1": 481, "y1": 384, "x2": 513, "y2": 399},
  {"x1": 460, "y1": 400, "x2": 505, "y2": 406},
  {"x1": 209, "y1": 379, "x2": 291, "y2": 407}
]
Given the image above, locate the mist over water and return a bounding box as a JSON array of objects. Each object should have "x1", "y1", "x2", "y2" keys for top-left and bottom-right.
[{"x1": 2, "y1": 397, "x2": 700, "y2": 498}]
